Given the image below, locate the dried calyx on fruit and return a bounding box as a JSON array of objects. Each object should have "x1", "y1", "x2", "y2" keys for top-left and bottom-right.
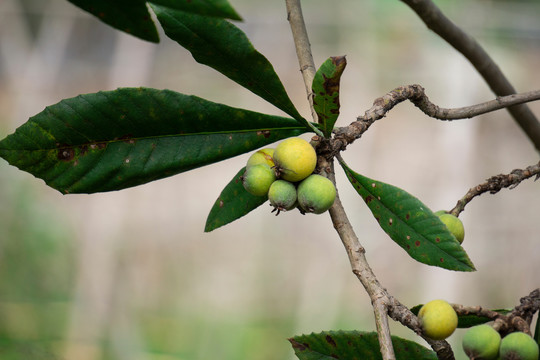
[
  {"x1": 499, "y1": 332, "x2": 539, "y2": 360},
  {"x1": 268, "y1": 180, "x2": 297, "y2": 215},
  {"x1": 272, "y1": 137, "x2": 317, "y2": 182},
  {"x1": 297, "y1": 174, "x2": 336, "y2": 214}
]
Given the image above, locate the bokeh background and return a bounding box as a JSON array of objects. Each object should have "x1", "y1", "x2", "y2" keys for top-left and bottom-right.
[{"x1": 0, "y1": 0, "x2": 539, "y2": 359}]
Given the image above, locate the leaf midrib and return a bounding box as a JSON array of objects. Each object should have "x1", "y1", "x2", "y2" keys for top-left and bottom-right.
[{"x1": 0, "y1": 126, "x2": 305, "y2": 152}]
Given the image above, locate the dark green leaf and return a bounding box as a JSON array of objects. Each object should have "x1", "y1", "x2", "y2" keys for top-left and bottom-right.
[
  {"x1": 205, "y1": 167, "x2": 268, "y2": 232},
  {"x1": 151, "y1": 4, "x2": 309, "y2": 128},
  {"x1": 0, "y1": 88, "x2": 307, "y2": 194},
  {"x1": 410, "y1": 305, "x2": 510, "y2": 328},
  {"x1": 312, "y1": 56, "x2": 347, "y2": 138},
  {"x1": 68, "y1": 0, "x2": 159, "y2": 42},
  {"x1": 67, "y1": 0, "x2": 241, "y2": 43},
  {"x1": 149, "y1": 0, "x2": 241, "y2": 20},
  {"x1": 340, "y1": 160, "x2": 475, "y2": 272},
  {"x1": 290, "y1": 330, "x2": 437, "y2": 360}
]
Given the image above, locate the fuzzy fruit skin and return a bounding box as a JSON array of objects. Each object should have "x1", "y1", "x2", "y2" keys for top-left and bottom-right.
[
  {"x1": 268, "y1": 180, "x2": 297, "y2": 212},
  {"x1": 273, "y1": 138, "x2": 317, "y2": 182},
  {"x1": 499, "y1": 332, "x2": 539, "y2": 360},
  {"x1": 462, "y1": 325, "x2": 501, "y2": 360},
  {"x1": 242, "y1": 164, "x2": 276, "y2": 196},
  {"x1": 418, "y1": 299, "x2": 458, "y2": 340},
  {"x1": 246, "y1": 148, "x2": 275, "y2": 168},
  {"x1": 437, "y1": 212, "x2": 465, "y2": 244},
  {"x1": 297, "y1": 174, "x2": 336, "y2": 214}
]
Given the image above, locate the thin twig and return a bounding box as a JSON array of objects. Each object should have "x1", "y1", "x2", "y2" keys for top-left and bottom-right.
[
  {"x1": 453, "y1": 289, "x2": 540, "y2": 336},
  {"x1": 400, "y1": 0, "x2": 540, "y2": 153},
  {"x1": 450, "y1": 161, "x2": 540, "y2": 216},
  {"x1": 452, "y1": 304, "x2": 505, "y2": 321},
  {"x1": 285, "y1": 0, "x2": 318, "y2": 123},
  {"x1": 331, "y1": 85, "x2": 540, "y2": 155}
]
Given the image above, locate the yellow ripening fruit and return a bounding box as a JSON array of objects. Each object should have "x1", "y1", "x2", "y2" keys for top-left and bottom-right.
[
  {"x1": 273, "y1": 137, "x2": 317, "y2": 182},
  {"x1": 418, "y1": 299, "x2": 458, "y2": 340},
  {"x1": 246, "y1": 148, "x2": 275, "y2": 168},
  {"x1": 436, "y1": 211, "x2": 465, "y2": 244}
]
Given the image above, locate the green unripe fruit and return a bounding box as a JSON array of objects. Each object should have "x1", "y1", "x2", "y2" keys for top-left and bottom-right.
[
  {"x1": 242, "y1": 164, "x2": 276, "y2": 197},
  {"x1": 499, "y1": 332, "x2": 539, "y2": 360},
  {"x1": 273, "y1": 137, "x2": 317, "y2": 182},
  {"x1": 418, "y1": 299, "x2": 458, "y2": 340},
  {"x1": 436, "y1": 211, "x2": 465, "y2": 244},
  {"x1": 246, "y1": 148, "x2": 275, "y2": 168},
  {"x1": 268, "y1": 180, "x2": 297, "y2": 214},
  {"x1": 297, "y1": 174, "x2": 336, "y2": 214},
  {"x1": 462, "y1": 325, "x2": 501, "y2": 360}
]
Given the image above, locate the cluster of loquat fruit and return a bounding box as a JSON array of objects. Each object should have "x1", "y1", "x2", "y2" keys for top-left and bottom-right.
[
  {"x1": 418, "y1": 299, "x2": 538, "y2": 360},
  {"x1": 241, "y1": 137, "x2": 336, "y2": 215}
]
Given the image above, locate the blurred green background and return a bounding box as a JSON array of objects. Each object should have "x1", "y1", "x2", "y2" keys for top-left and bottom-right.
[{"x1": 0, "y1": 0, "x2": 539, "y2": 359}]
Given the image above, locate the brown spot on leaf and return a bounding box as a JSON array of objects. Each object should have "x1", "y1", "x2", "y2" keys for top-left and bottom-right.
[
  {"x1": 57, "y1": 148, "x2": 75, "y2": 161},
  {"x1": 256, "y1": 130, "x2": 271, "y2": 138},
  {"x1": 415, "y1": 240, "x2": 421, "y2": 247},
  {"x1": 365, "y1": 195, "x2": 373, "y2": 203},
  {"x1": 436, "y1": 237, "x2": 441, "y2": 243},
  {"x1": 440, "y1": 258, "x2": 444, "y2": 263},
  {"x1": 388, "y1": 218, "x2": 393, "y2": 225},
  {"x1": 406, "y1": 213, "x2": 410, "y2": 220},
  {"x1": 326, "y1": 335, "x2": 337, "y2": 347},
  {"x1": 118, "y1": 134, "x2": 135, "y2": 144},
  {"x1": 90, "y1": 142, "x2": 107, "y2": 150}
]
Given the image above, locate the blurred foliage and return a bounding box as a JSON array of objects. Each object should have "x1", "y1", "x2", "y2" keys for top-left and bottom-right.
[{"x1": 0, "y1": 168, "x2": 75, "y2": 358}]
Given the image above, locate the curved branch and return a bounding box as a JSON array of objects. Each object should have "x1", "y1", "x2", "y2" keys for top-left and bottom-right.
[
  {"x1": 331, "y1": 85, "x2": 540, "y2": 154},
  {"x1": 450, "y1": 161, "x2": 540, "y2": 216},
  {"x1": 400, "y1": 0, "x2": 540, "y2": 153}
]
